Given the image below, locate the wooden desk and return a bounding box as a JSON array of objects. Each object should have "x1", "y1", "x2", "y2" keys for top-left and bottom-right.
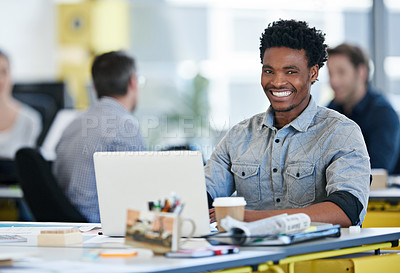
[{"x1": 0, "y1": 223, "x2": 399, "y2": 273}]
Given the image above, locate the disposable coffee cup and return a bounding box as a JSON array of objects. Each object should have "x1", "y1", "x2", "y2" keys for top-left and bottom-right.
[{"x1": 213, "y1": 197, "x2": 247, "y2": 232}]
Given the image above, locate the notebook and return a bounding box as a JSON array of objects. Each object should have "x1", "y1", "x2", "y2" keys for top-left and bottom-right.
[{"x1": 93, "y1": 151, "x2": 211, "y2": 237}]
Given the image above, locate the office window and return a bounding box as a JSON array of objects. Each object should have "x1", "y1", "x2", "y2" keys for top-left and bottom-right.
[
  {"x1": 205, "y1": 0, "x2": 372, "y2": 130},
  {"x1": 130, "y1": 0, "x2": 373, "y2": 158},
  {"x1": 385, "y1": 0, "x2": 400, "y2": 111}
]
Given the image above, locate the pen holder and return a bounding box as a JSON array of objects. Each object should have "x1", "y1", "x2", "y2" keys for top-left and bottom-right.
[{"x1": 125, "y1": 209, "x2": 195, "y2": 254}]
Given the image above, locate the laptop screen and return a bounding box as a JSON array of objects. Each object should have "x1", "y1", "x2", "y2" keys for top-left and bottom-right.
[{"x1": 93, "y1": 151, "x2": 210, "y2": 237}]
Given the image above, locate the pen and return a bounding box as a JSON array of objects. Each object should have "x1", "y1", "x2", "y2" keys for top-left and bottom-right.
[
  {"x1": 174, "y1": 203, "x2": 184, "y2": 215},
  {"x1": 100, "y1": 249, "x2": 138, "y2": 257},
  {"x1": 162, "y1": 200, "x2": 171, "y2": 212},
  {"x1": 148, "y1": 201, "x2": 154, "y2": 211},
  {"x1": 153, "y1": 201, "x2": 161, "y2": 212},
  {"x1": 149, "y1": 195, "x2": 183, "y2": 213}
]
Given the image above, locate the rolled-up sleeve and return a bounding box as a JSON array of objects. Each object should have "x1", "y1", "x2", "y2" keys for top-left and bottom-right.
[{"x1": 324, "y1": 122, "x2": 371, "y2": 225}]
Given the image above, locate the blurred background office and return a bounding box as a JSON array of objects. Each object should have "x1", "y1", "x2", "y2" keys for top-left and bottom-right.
[
  {"x1": 0, "y1": 1, "x2": 399, "y2": 219},
  {"x1": 0, "y1": 50, "x2": 42, "y2": 159},
  {"x1": 0, "y1": 0, "x2": 399, "y2": 162}
]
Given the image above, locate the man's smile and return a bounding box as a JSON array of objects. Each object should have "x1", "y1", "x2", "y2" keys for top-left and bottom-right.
[{"x1": 270, "y1": 90, "x2": 293, "y2": 97}]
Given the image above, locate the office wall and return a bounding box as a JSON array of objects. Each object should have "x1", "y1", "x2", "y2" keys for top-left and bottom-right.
[{"x1": 0, "y1": 0, "x2": 57, "y2": 82}]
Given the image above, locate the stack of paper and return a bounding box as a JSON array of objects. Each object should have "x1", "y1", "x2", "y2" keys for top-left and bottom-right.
[{"x1": 204, "y1": 213, "x2": 341, "y2": 246}]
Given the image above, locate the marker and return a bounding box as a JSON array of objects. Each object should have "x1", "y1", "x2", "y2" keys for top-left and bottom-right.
[
  {"x1": 153, "y1": 201, "x2": 161, "y2": 212},
  {"x1": 172, "y1": 199, "x2": 180, "y2": 212},
  {"x1": 162, "y1": 200, "x2": 171, "y2": 212},
  {"x1": 100, "y1": 249, "x2": 138, "y2": 257},
  {"x1": 174, "y1": 203, "x2": 184, "y2": 215},
  {"x1": 148, "y1": 201, "x2": 154, "y2": 211}
]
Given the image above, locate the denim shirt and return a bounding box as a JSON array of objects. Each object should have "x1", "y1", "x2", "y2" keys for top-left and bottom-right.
[{"x1": 205, "y1": 97, "x2": 371, "y2": 224}]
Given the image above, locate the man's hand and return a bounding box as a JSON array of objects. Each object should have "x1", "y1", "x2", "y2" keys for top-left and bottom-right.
[
  {"x1": 209, "y1": 208, "x2": 216, "y2": 223},
  {"x1": 244, "y1": 209, "x2": 277, "y2": 222}
]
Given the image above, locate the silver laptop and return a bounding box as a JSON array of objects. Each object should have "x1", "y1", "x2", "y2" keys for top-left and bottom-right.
[{"x1": 93, "y1": 151, "x2": 210, "y2": 237}]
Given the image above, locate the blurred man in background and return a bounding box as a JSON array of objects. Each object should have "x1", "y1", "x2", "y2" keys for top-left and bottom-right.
[
  {"x1": 54, "y1": 51, "x2": 146, "y2": 222},
  {"x1": 327, "y1": 43, "x2": 400, "y2": 174}
]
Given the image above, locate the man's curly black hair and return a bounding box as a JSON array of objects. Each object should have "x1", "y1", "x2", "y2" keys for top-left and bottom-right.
[{"x1": 259, "y1": 19, "x2": 328, "y2": 69}]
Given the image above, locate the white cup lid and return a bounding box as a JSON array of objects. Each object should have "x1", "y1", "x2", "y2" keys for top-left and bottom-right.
[{"x1": 212, "y1": 197, "x2": 247, "y2": 207}]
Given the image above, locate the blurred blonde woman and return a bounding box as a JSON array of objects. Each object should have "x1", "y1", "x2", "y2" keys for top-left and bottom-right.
[{"x1": 0, "y1": 50, "x2": 41, "y2": 159}]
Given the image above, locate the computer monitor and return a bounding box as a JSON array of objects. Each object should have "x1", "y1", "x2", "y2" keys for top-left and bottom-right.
[{"x1": 12, "y1": 81, "x2": 69, "y2": 147}]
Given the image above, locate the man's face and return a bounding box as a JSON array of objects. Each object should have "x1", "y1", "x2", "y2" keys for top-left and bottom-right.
[
  {"x1": 261, "y1": 47, "x2": 318, "y2": 115},
  {"x1": 327, "y1": 54, "x2": 361, "y2": 105},
  {"x1": 0, "y1": 56, "x2": 11, "y2": 96}
]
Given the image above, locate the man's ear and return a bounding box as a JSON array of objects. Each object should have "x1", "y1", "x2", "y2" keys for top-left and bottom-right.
[
  {"x1": 310, "y1": 65, "x2": 319, "y2": 83},
  {"x1": 129, "y1": 74, "x2": 138, "y2": 92},
  {"x1": 357, "y1": 64, "x2": 368, "y2": 83}
]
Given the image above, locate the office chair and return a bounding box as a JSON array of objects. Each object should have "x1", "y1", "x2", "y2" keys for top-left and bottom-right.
[
  {"x1": 15, "y1": 148, "x2": 87, "y2": 222},
  {"x1": 392, "y1": 153, "x2": 400, "y2": 175},
  {"x1": 12, "y1": 82, "x2": 68, "y2": 146},
  {"x1": 0, "y1": 159, "x2": 17, "y2": 185}
]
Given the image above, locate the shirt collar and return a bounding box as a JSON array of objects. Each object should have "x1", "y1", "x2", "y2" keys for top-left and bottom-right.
[
  {"x1": 97, "y1": 96, "x2": 129, "y2": 114},
  {"x1": 261, "y1": 96, "x2": 318, "y2": 132}
]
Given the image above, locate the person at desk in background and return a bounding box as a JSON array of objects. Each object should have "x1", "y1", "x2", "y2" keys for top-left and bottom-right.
[
  {"x1": 0, "y1": 50, "x2": 42, "y2": 159},
  {"x1": 53, "y1": 51, "x2": 146, "y2": 222},
  {"x1": 205, "y1": 19, "x2": 371, "y2": 228},
  {"x1": 326, "y1": 43, "x2": 400, "y2": 174}
]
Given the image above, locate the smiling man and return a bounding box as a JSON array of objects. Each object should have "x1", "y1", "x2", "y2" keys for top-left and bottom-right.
[{"x1": 205, "y1": 20, "x2": 371, "y2": 227}]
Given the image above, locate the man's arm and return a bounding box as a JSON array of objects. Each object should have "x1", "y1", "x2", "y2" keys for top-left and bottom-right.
[
  {"x1": 205, "y1": 131, "x2": 236, "y2": 199},
  {"x1": 244, "y1": 201, "x2": 351, "y2": 227},
  {"x1": 209, "y1": 190, "x2": 362, "y2": 227}
]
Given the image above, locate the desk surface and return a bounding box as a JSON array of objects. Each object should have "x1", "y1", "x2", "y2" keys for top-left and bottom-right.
[
  {"x1": 0, "y1": 185, "x2": 23, "y2": 199},
  {"x1": 0, "y1": 222, "x2": 399, "y2": 273},
  {"x1": 369, "y1": 188, "x2": 400, "y2": 202}
]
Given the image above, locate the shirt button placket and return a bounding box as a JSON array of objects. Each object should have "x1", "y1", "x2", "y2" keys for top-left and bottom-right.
[{"x1": 271, "y1": 131, "x2": 283, "y2": 207}]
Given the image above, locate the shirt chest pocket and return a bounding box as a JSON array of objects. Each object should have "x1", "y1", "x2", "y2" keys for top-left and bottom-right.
[
  {"x1": 231, "y1": 163, "x2": 260, "y2": 202},
  {"x1": 285, "y1": 163, "x2": 315, "y2": 207}
]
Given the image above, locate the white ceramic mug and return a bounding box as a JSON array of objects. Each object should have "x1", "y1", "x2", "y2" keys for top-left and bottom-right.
[{"x1": 125, "y1": 210, "x2": 196, "y2": 254}]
